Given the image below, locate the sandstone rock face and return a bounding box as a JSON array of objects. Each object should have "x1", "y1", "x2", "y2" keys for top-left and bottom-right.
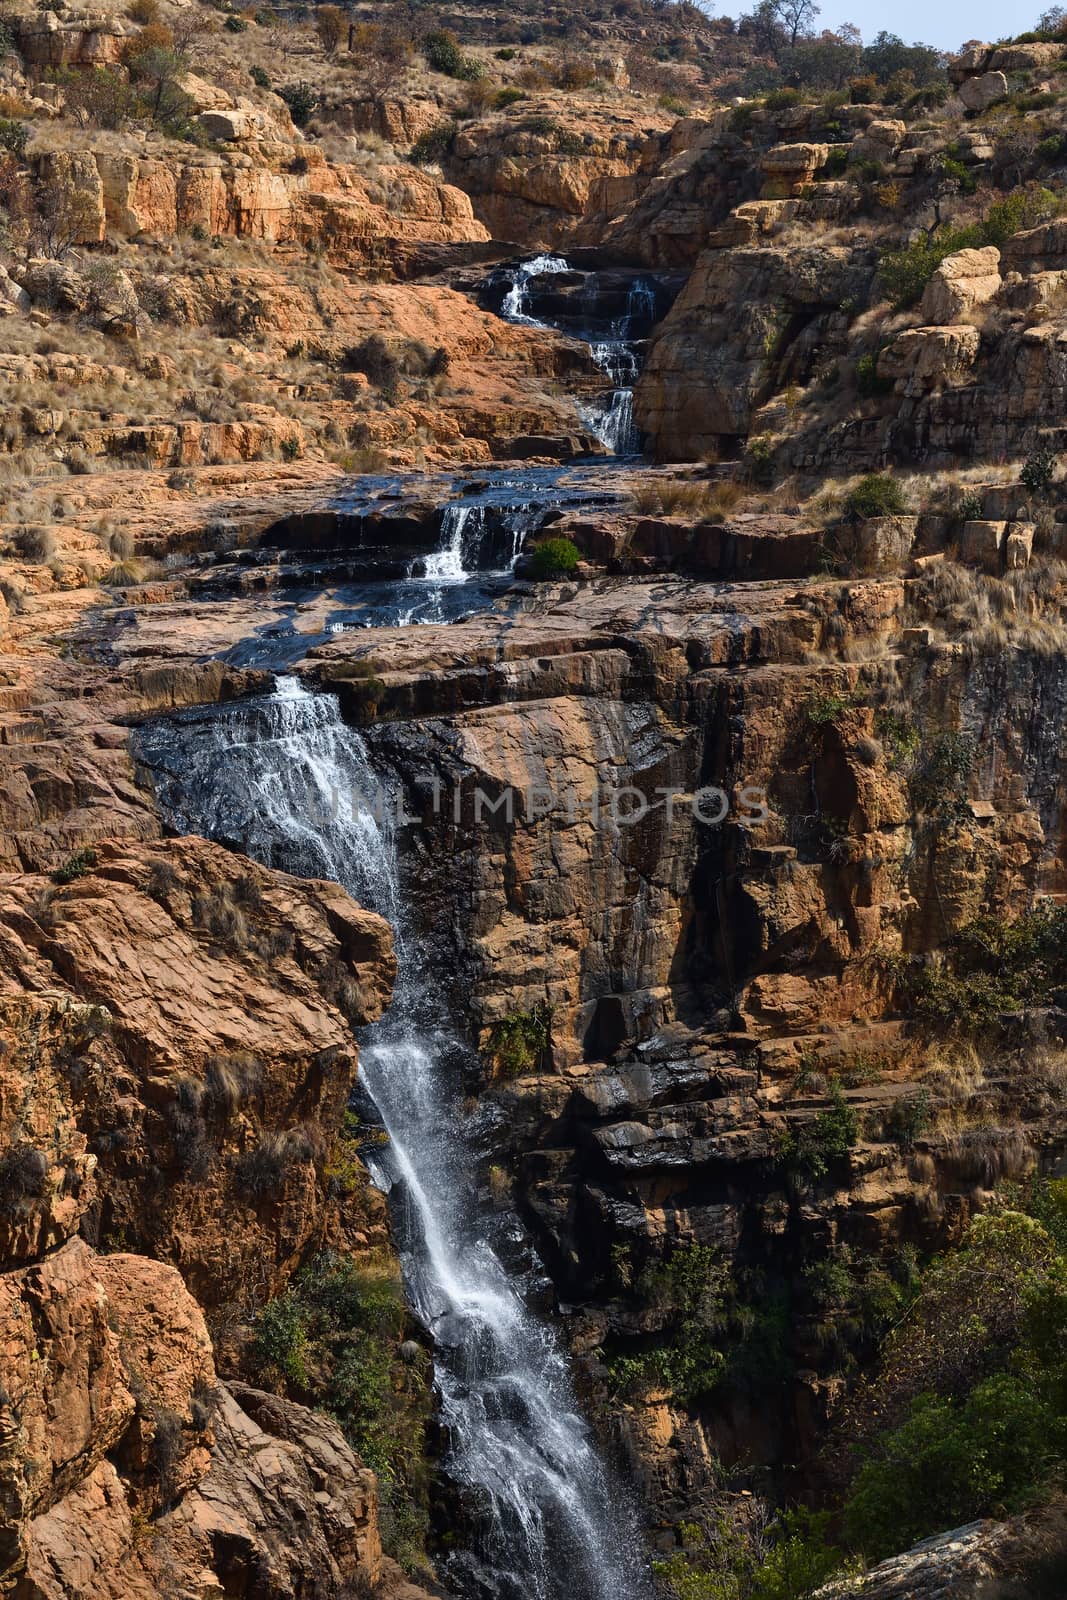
[
  {"x1": 988, "y1": 41, "x2": 1065, "y2": 72},
  {"x1": 15, "y1": 10, "x2": 134, "y2": 67},
  {"x1": 0, "y1": 836, "x2": 394, "y2": 1305},
  {"x1": 0, "y1": 1234, "x2": 401, "y2": 1599},
  {"x1": 88, "y1": 146, "x2": 487, "y2": 254},
  {"x1": 959, "y1": 518, "x2": 1007, "y2": 571},
  {"x1": 919, "y1": 246, "x2": 1001, "y2": 325},
  {"x1": 446, "y1": 104, "x2": 672, "y2": 247},
  {"x1": 299, "y1": 563, "x2": 1067, "y2": 1485},
  {"x1": 0, "y1": 1238, "x2": 205, "y2": 1587},
  {"x1": 636, "y1": 244, "x2": 869, "y2": 458},
  {"x1": 0, "y1": 793, "x2": 402, "y2": 1599},
  {"x1": 849, "y1": 119, "x2": 905, "y2": 165},
  {"x1": 582, "y1": 121, "x2": 763, "y2": 268},
  {"x1": 851, "y1": 515, "x2": 918, "y2": 573}
]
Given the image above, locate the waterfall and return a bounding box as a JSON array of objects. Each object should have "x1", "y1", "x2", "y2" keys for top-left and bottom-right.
[
  {"x1": 136, "y1": 677, "x2": 650, "y2": 1600},
  {"x1": 500, "y1": 254, "x2": 571, "y2": 325},
  {"x1": 498, "y1": 260, "x2": 650, "y2": 456},
  {"x1": 421, "y1": 502, "x2": 474, "y2": 582}
]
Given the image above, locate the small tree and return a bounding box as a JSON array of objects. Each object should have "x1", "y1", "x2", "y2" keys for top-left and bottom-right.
[
  {"x1": 125, "y1": 41, "x2": 191, "y2": 126},
  {"x1": 776, "y1": 0, "x2": 820, "y2": 48},
  {"x1": 31, "y1": 172, "x2": 100, "y2": 259},
  {"x1": 315, "y1": 3, "x2": 346, "y2": 55}
]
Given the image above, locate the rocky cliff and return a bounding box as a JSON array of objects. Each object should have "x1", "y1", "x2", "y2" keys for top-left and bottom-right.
[{"x1": 1, "y1": 0, "x2": 1067, "y2": 1595}]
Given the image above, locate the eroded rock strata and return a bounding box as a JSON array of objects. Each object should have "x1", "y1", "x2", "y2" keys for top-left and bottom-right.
[{"x1": 1, "y1": 2, "x2": 1067, "y2": 1597}]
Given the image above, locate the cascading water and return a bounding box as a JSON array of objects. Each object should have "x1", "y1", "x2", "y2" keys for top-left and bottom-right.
[
  {"x1": 421, "y1": 502, "x2": 474, "y2": 583},
  {"x1": 136, "y1": 676, "x2": 651, "y2": 1600},
  {"x1": 500, "y1": 254, "x2": 571, "y2": 324},
  {"x1": 498, "y1": 260, "x2": 654, "y2": 455}
]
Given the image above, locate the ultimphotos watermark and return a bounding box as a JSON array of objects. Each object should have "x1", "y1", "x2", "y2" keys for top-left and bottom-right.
[{"x1": 315, "y1": 779, "x2": 771, "y2": 830}]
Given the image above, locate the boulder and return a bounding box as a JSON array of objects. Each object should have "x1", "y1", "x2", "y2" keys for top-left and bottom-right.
[
  {"x1": 849, "y1": 119, "x2": 906, "y2": 164},
  {"x1": 959, "y1": 519, "x2": 1007, "y2": 571},
  {"x1": 852, "y1": 515, "x2": 918, "y2": 573},
  {"x1": 1000, "y1": 219, "x2": 1067, "y2": 272},
  {"x1": 958, "y1": 71, "x2": 1009, "y2": 111},
  {"x1": 876, "y1": 325, "x2": 981, "y2": 394},
  {"x1": 949, "y1": 43, "x2": 993, "y2": 81},
  {"x1": 0, "y1": 265, "x2": 29, "y2": 312},
  {"x1": 1005, "y1": 522, "x2": 1035, "y2": 569},
  {"x1": 761, "y1": 142, "x2": 829, "y2": 194},
  {"x1": 920, "y1": 246, "x2": 1001, "y2": 324},
  {"x1": 196, "y1": 108, "x2": 260, "y2": 143},
  {"x1": 988, "y1": 42, "x2": 1065, "y2": 73}
]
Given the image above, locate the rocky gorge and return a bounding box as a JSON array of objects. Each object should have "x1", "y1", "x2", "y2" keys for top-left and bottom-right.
[{"x1": 1, "y1": 3, "x2": 1067, "y2": 1599}]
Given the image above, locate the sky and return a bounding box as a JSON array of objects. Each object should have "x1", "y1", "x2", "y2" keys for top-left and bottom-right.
[{"x1": 813, "y1": 0, "x2": 1037, "y2": 51}]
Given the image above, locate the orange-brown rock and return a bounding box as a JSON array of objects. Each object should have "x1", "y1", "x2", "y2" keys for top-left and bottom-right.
[
  {"x1": 0, "y1": 1234, "x2": 415, "y2": 1600},
  {"x1": 0, "y1": 835, "x2": 394, "y2": 1305}
]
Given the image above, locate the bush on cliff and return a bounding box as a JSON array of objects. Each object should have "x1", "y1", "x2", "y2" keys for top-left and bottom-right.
[
  {"x1": 528, "y1": 537, "x2": 580, "y2": 579},
  {"x1": 892, "y1": 901, "x2": 1067, "y2": 1029},
  {"x1": 841, "y1": 1203, "x2": 1067, "y2": 1561},
  {"x1": 278, "y1": 80, "x2": 318, "y2": 127},
  {"x1": 879, "y1": 187, "x2": 1059, "y2": 307},
  {"x1": 423, "y1": 29, "x2": 483, "y2": 80},
  {"x1": 252, "y1": 1250, "x2": 432, "y2": 1570},
  {"x1": 409, "y1": 121, "x2": 458, "y2": 166},
  {"x1": 774, "y1": 1083, "x2": 858, "y2": 1181},
  {"x1": 488, "y1": 1002, "x2": 553, "y2": 1077},
  {"x1": 844, "y1": 473, "x2": 907, "y2": 519},
  {"x1": 654, "y1": 1507, "x2": 851, "y2": 1600}
]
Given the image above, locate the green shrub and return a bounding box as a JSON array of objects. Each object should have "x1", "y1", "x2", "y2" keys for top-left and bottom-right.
[
  {"x1": 224, "y1": 13, "x2": 247, "y2": 30},
  {"x1": 1037, "y1": 132, "x2": 1067, "y2": 163},
  {"x1": 843, "y1": 1376, "x2": 1056, "y2": 1561},
  {"x1": 775, "y1": 1084, "x2": 858, "y2": 1181},
  {"x1": 893, "y1": 902, "x2": 1067, "y2": 1029},
  {"x1": 278, "y1": 81, "x2": 318, "y2": 127},
  {"x1": 409, "y1": 121, "x2": 457, "y2": 166},
  {"x1": 494, "y1": 86, "x2": 525, "y2": 108},
  {"x1": 907, "y1": 731, "x2": 974, "y2": 816},
  {"x1": 610, "y1": 1245, "x2": 729, "y2": 1405},
  {"x1": 882, "y1": 1087, "x2": 932, "y2": 1147},
  {"x1": 251, "y1": 1251, "x2": 430, "y2": 1565},
  {"x1": 52, "y1": 847, "x2": 99, "y2": 885},
  {"x1": 253, "y1": 1292, "x2": 310, "y2": 1386},
  {"x1": 879, "y1": 189, "x2": 1058, "y2": 308},
  {"x1": 422, "y1": 29, "x2": 481, "y2": 78},
  {"x1": 805, "y1": 688, "x2": 857, "y2": 726},
  {"x1": 281, "y1": 435, "x2": 302, "y2": 461},
  {"x1": 856, "y1": 351, "x2": 891, "y2": 395},
  {"x1": 655, "y1": 1508, "x2": 849, "y2": 1600},
  {"x1": 250, "y1": 64, "x2": 270, "y2": 89},
  {"x1": 845, "y1": 473, "x2": 907, "y2": 518},
  {"x1": 488, "y1": 1002, "x2": 553, "y2": 1077},
  {"x1": 1021, "y1": 444, "x2": 1057, "y2": 495},
  {"x1": 527, "y1": 536, "x2": 580, "y2": 578},
  {"x1": 0, "y1": 118, "x2": 28, "y2": 158},
  {"x1": 745, "y1": 433, "x2": 776, "y2": 486},
  {"x1": 727, "y1": 102, "x2": 757, "y2": 134},
  {"x1": 875, "y1": 710, "x2": 921, "y2": 767}
]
